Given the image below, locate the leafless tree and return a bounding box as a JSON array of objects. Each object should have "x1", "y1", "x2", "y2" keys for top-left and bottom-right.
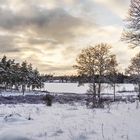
[
  {"x1": 74, "y1": 46, "x2": 97, "y2": 106},
  {"x1": 107, "y1": 55, "x2": 118, "y2": 101},
  {"x1": 93, "y1": 43, "x2": 113, "y2": 99},
  {"x1": 122, "y1": 0, "x2": 140, "y2": 47},
  {"x1": 125, "y1": 52, "x2": 140, "y2": 101},
  {"x1": 74, "y1": 43, "x2": 117, "y2": 106}
]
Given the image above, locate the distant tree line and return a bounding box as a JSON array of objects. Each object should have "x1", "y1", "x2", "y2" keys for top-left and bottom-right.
[
  {"x1": 43, "y1": 74, "x2": 126, "y2": 84},
  {"x1": 0, "y1": 56, "x2": 43, "y2": 95}
]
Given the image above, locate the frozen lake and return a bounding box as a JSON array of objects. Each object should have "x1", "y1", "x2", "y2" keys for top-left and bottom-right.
[
  {"x1": 0, "y1": 83, "x2": 138, "y2": 97},
  {"x1": 43, "y1": 83, "x2": 137, "y2": 94}
]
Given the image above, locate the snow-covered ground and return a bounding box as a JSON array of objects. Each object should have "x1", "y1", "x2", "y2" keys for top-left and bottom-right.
[
  {"x1": 0, "y1": 83, "x2": 139, "y2": 140},
  {"x1": 0, "y1": 102, "x2": 140, "y2": 140},
  {"x1": 0, "y1": 83, "x2": 138, "y2": 97},
  {"x1": 44, "y1": 83, "x2": 137, "y2": 94}
]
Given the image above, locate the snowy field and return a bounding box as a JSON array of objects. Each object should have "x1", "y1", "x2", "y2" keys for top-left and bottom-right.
[
  {"x1": 0, "y1": 83, "x2": 138, "y2": 97},
  {"x1": 0, "y1": 83, "x2": 140, "y2": 140},
  {"x1": 0, "y1": 102, "x2": 140, "y2": 140},
  {"x1": 44, "y1": 83, "x2": 137, "y2": 94}
]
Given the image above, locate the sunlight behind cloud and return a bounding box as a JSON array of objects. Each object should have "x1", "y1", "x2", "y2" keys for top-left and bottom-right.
[{"x1": 0, "y1": 0, "x2": 136, "y2": 75}]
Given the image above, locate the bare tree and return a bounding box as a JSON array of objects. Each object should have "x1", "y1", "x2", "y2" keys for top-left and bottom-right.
[
  {"x1": 107, "y1": 55, "x2": 118, "y2": 101},
  {"x1": 125, "y1": 52, "x2": 140, "y2": 101},
  {"x1": 74, "y1": 43, "x2": 117, "y2": 106},
  {"x1": 93, "y1": 43, "x2": 113, "y2": 99},
  {"x1": 122, "y1": 0, "x2": 140, "y2": 47},
  {"x1": 74, "y1": 47, "x2": 97, "y2": 106}
]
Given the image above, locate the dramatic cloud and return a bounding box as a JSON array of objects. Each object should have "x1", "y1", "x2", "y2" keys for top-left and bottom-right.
[
  {"x1": 0, "y1": 4, "x2": 93, "y2": 43},
  {"x1": 0, "y1": 34, "x2": 21, "y2": 53},
  {"x1": 0, "y1": 0, "x2": 136, "y2": 75}
]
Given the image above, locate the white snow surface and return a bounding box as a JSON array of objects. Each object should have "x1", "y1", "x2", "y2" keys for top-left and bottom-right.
[
  {"x1": 0, "y1": 102, "x2": 140, "y2": 140},
  {"x1": 0, "y1": 83, "x2": 138, "y2": 97},
  {"x1": 44, "y1": 83, "x2": 137, "y2": 94}
]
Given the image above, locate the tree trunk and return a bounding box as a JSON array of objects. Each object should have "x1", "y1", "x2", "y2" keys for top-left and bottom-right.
[
  {"x1": 98, "y1": 74, "x2": 102, "y2": 101},
  {"x1": 5, "y1": 82, "x2": 8, "y2": 91},
  {"x1": 138, "y1": 83, "x2": 140, "y2": 101},
  {"x1": 90, "y1": 75, "x2": 96, "y2": 107},
  {"x1": 15, "y1": 84, "x2": 19, "y2": 91},
  {"x1": 92, "y1": 82, "x2": 96, "y2": 106},
  {"x1": 113, "y1": 84, "x2": 116, "y2": 101},
  {"x1": 10, "y1": 84, "x2": 12, "y2": 92},
  {"x1": 22, "y1": 84, "x2": 25, "y2": 95},
  {"x1": 98, "y1": 82, "x2": 101, "y2": 100}
]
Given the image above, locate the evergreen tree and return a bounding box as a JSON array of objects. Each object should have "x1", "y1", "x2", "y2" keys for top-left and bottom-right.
[
  {"x1": 20, "y1": 61, "x2": 29, "y2": 95},
  {"x1": 0, "y1": 56, "x2": 44, "y2": 94}
]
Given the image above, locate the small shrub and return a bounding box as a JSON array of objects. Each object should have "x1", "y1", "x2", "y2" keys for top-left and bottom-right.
[
  {"x1": 134, "y1": 86, "x2": 138, "y2": 92},
  {"x1": 43, "y1": 94, "x2": 54, "y2": 106}
]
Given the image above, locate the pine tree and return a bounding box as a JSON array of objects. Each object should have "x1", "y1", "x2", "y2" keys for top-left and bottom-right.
[{"x1": 20, "y1": 61, "x2": 28, "y2": 95}]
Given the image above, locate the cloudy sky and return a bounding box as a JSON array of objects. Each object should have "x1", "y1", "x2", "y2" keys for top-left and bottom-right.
[{"x1": 0, "y1": 0, "x2": 139, "y2": 75}]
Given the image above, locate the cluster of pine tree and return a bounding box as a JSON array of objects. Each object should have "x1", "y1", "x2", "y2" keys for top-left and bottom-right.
[{"x1": 0, "y1": 56, "x2": 43, "y2": 95}]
